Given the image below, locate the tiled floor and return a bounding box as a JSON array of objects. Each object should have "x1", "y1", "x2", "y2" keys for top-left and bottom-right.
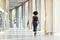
[{"x1": 0, "y1": 28, "x2": 60, "y2": 40}]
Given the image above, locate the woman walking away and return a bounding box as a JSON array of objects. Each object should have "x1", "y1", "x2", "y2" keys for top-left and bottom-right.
[{"x1": 32, "y1": 11, "x2": 39, "y2": 36}]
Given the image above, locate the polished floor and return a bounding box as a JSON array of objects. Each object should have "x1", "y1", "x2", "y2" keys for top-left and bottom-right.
[{"x1": 0, "y1": 27, "x2": 60, "y2": 40}]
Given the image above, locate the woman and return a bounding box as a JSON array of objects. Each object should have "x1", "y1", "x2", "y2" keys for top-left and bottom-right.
[{"x1": 32, "y1": 11, "x2": 39, "y2": 36}]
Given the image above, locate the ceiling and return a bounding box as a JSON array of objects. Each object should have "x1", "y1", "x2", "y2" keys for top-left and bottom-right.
[{"x1": 9, "y1": 0, "x2": 27, "y2": 9}]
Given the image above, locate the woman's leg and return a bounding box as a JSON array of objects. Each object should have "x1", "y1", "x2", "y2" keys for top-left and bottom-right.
[
  {"x1": 33, "y1": 26, "x2": 36, "y2": 36},
  {"x1": 33, "y1": 21, "x2": 38, "y2": 36},
  {"x1": 34, "y1": 31, "x2": 36, "y2": 36}
]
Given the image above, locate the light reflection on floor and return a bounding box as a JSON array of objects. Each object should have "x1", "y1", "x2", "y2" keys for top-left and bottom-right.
[{"x1": 0, "y1": 28, "x2": 60, "y2": 40}]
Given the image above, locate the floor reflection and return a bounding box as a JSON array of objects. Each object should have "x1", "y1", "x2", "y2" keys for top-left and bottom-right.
[{"x1": 0, "y1": 28, "x2": 60, "y2": 40}]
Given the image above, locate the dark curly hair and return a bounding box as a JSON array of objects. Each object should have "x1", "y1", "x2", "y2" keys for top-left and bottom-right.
[{"x1": 33, "y1": 11, "x2": 38, "y2": 15}]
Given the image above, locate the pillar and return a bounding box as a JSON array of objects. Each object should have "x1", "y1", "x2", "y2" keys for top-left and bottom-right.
[
  {"x1": 36, "y1": 0, "x2": 41, "y2": 31},
  {"x1": 28, "y1": 0, "x2": 32, "y2": 29},
  {"x1": 9, "y1": 9, "x2": 13, "y2": 28},
  {"x1": 44, "y1": 0, "x2": 53, "y2": 35},
  {"x1": 19, "y1": 6, "x2": 23, "y2": 29},
  {"x1": 22, "y1": 2, "x2": 25, "y2": 28},
  {"x1": 5, "y1": 0, "x2": 9, "y2": 30},
  {"x1": 32, "y1": 0, "x2": 36, "y2": 11},
  {"x1": 0, "y1": 0, "x2": 9, "y2": 31},
  {"x1": 16, "y1": 7, "x2": 20, "y2": 28},
  {"x1": 53, "y1": 0, "x2": 60, "y2": 34},
  {"x1": 24, "y1": 2, "x2": 28, "y2": 29}
]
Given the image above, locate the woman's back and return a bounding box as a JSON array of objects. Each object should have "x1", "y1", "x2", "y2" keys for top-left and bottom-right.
[{"x1": 33, "y1": 16, "x2": 38, "y2": 21}]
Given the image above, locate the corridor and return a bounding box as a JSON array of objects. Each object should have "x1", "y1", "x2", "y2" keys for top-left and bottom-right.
[{"x1": 0, "y1": 0, "x2": 60, "y2": 40}]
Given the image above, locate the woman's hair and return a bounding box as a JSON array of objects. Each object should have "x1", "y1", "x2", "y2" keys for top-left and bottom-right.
[{"x1": 33, "y1": 11, "x2": 38, "y2": 15}]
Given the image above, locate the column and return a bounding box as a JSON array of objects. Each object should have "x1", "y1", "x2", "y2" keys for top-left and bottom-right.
[
  {"x1": 53, "y1": 0, "x2": 60, "y2": 34},
  {"x1": 22, "y1": 2, "x2": 25, "y2": 28},
  {"x1": 44, "y1": 0, "x2": 53, "y2": 35},
  {"x1": 32, "y1": 0, "x2": 36, "y2": 12},
  {"x1": 25, "y1": 2, "x2": 28, "y2": 29},
  {"x1": 5, "y1": 0, "x2": 9, "y2": 30},
  {"x1": 9, "y1": 9, "x2": 13, "y2": 28},
  {"x1": 16, "y1": 7, "x2": 20, "y2": 28},
  {"x1": 19, "y1": 6, "x2": 23, "y2": 29},
  {"x1": 0, "y1": 0, "x2": 9, "y2": 31},
  {"x1": 28, "y1": 0, "x2": 32, "y2": 29},
  {"x1": 36, "y1": 0, "x2": 41, "y2": 31}
]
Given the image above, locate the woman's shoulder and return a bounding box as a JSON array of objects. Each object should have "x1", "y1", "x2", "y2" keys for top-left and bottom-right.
[
  {"x1": 33, "y1": 16, "x2": 38, "y2": 18},
  {"x1": 33, "y1": 16, "x2": 35, "y2": 18}
]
